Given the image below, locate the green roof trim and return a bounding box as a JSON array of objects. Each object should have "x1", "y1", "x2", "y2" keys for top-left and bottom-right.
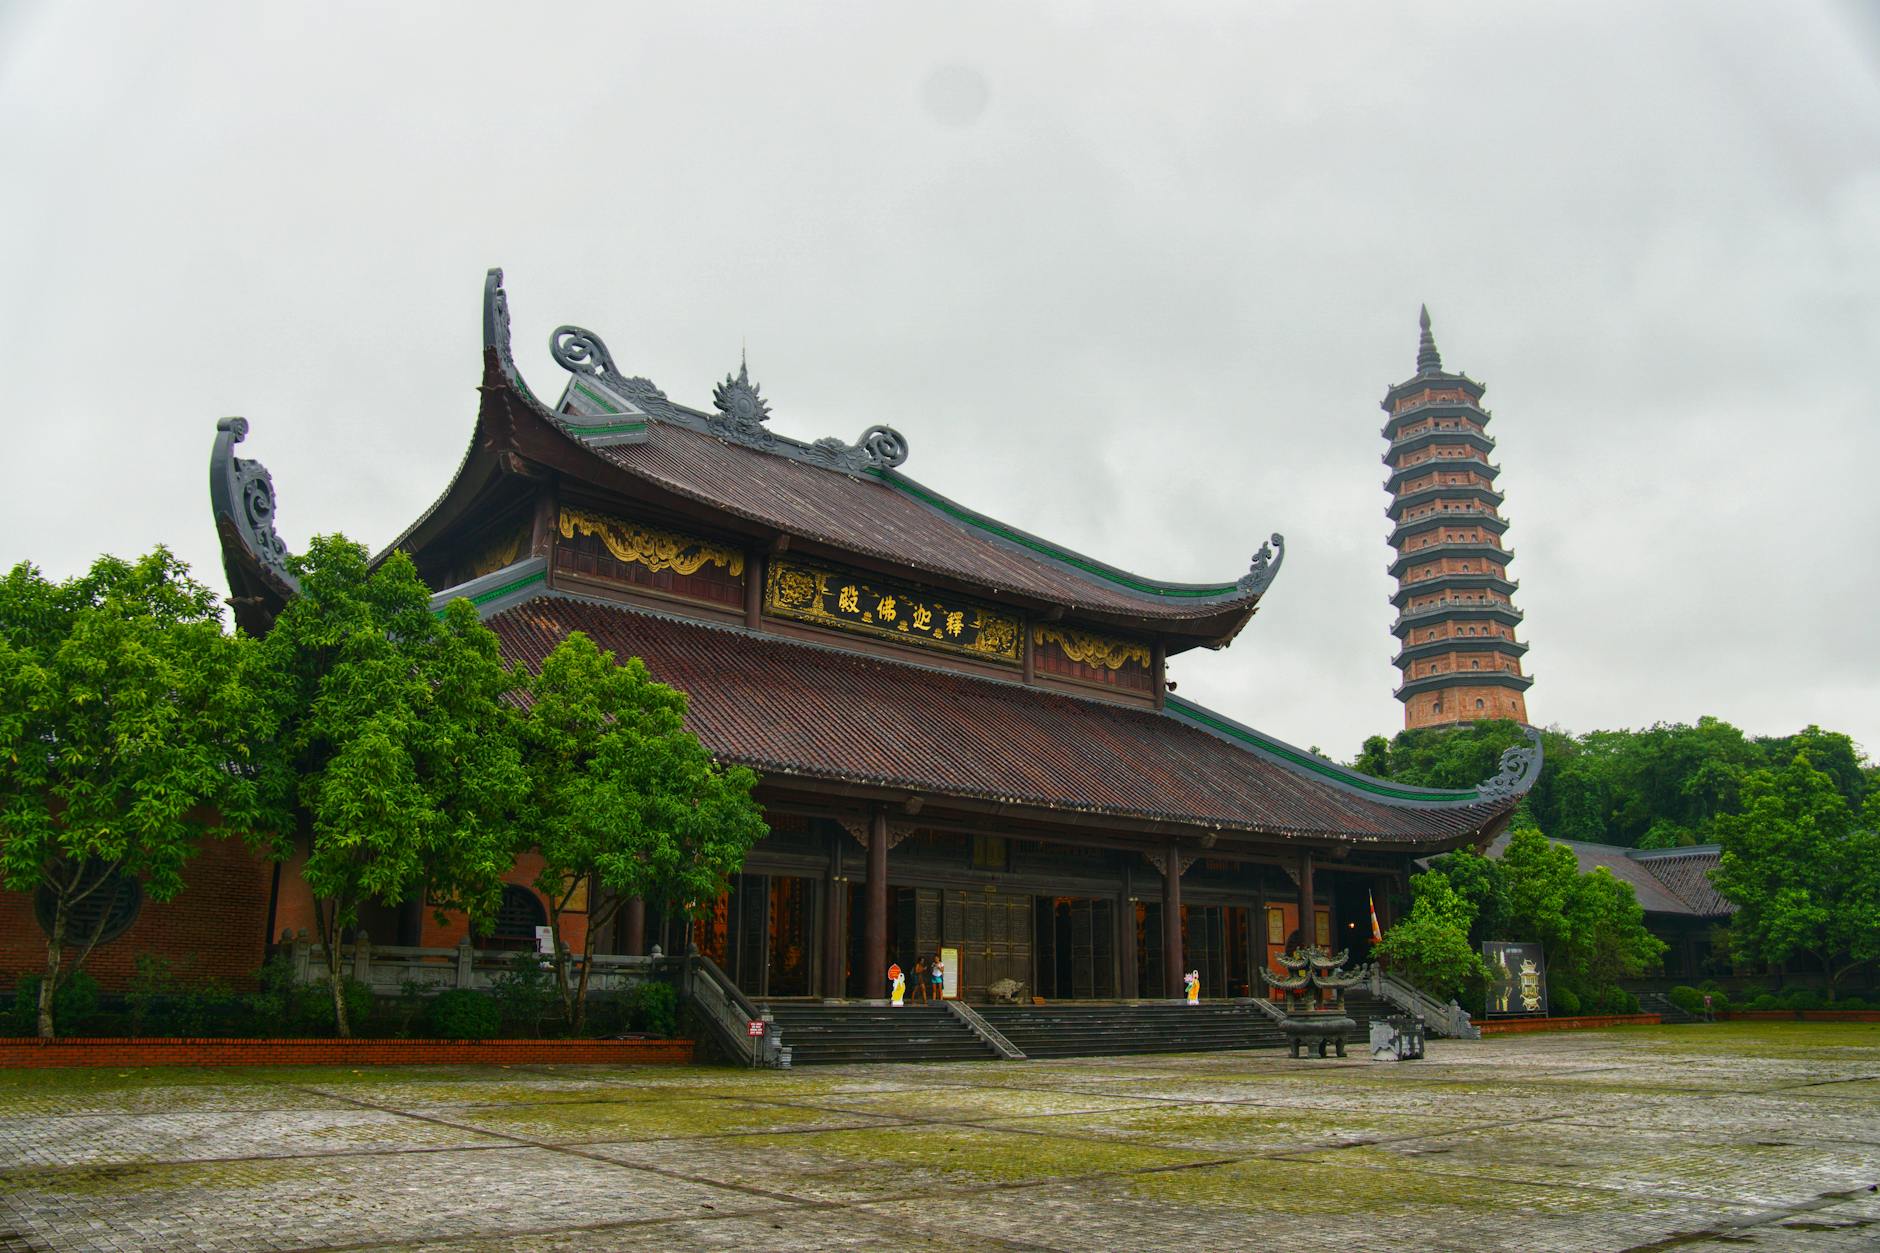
[
  {"x1": 864, "y1": 468, "x2": 1246, "y2": 599},
  {"x1": 570, "y1": 417, "x2": 647, "y2": 437},
  {"x1": 434, "y1": 568, "x2": 547, "y2": 618},
  {"x1": 570, "y1": 381, "x2": 639, "y2": 418},
  {"x1": 1166, "y1": 695, "x2": 1483, "y2": 803}
]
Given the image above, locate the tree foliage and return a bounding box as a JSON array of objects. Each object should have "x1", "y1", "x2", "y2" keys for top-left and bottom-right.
[
  {"x1": 1711, "y1": 754, "x2": 1880, "y2": 996},
  {"x1": 1372, "y1": 871, "x2": 1486, "y2": 1003},
  {"x1": 1417, "y1": 826, "x2": 1664, "y2": 1009},
  {"x1": 1356, "y1": 716, "x2": 1871, "y2": 849},
  {"x1": 516, "y1": 631, "x2": 766, "y2": 1033},
  {"x1": 0, "y1": 551, "x2": 270, "y2": 1037},
  {"x1": 250, "y1": 535, "x2": 527, "y2": 1036}
]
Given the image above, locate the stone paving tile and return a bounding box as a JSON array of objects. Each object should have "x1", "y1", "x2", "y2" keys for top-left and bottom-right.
[
  {"x1": 1280, "y1": 1122, "x2": 1880, "y2": 1210},
  {"x1": 0, "y1": 1107, "x2": 513, "y2": 1169},
  {"x1": 4, "y1": 1026, "x2": 1878, "y2": 1252},
  {"x1": 852, "y1": 1174, "x2": 1765, "y2": 1253},
  {"x1": 0, "y1": 1144, "x2": 772, "y2": 1253}
]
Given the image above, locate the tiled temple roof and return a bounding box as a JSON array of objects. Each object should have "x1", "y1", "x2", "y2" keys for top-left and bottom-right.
[
  {"x1": 1484, "y1": 835, "x2": 1735, "y2": 918},
  {"x1": 489, "y1": 594, "x2": 1525, "y2": 846}
]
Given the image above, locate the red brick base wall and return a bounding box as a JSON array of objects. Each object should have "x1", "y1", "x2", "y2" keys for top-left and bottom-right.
[
  {"x1": 1478, "y1": 1013, "x2": 1662, "y2": 1035},
  {"x1": 0, "y1": 1037, "x2": 695, "y2": 1068}
]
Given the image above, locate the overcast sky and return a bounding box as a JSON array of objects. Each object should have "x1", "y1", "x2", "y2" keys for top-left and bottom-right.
[{"x1": 4, "y1": 2, "x2": 1877, "y2": 765}]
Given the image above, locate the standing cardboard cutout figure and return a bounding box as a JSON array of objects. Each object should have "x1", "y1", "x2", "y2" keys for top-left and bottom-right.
[
  {"x1": 1185, "y1": 970, "x2": 1201, "y2": 1004},
  {"x1": 889, "y1": 963, "x2": 905, "y2": 1006}
]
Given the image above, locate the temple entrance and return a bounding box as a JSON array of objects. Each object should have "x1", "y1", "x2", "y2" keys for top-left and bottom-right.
[
  {"x1": 689, "y1": 872, "x2": 816, "y2": 997},
  {"x1": 1329, "y1": 876, "x2": 1382, "y2": 967},
  {"x1": 1133, "y1": 902, "x2": 1252, "y2": 998},
  {"x1": 1032, "y1": 897, "x2": 1117, "y2": 998}
]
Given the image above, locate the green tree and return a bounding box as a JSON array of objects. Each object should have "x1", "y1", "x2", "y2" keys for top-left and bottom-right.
[
  {"x1": 516, "y1": 631, "x2": 766, "y2": 1034},
  {"x1": 1373, "y1": 870, "x2": 1487, "y2": 1003},
  {"x1": 1352, "y1": 735, "x2": 1391, "y2": 778},
  {"x1": 1711, "y1": 754, "x2": 1880, "y2": 998},
  {"x1": 0, "y1": 551, "x2": 271, "y2": 1037},
  {"x1": 1564, "y1": 867, "x2": 1666, "y2": 999},
  {"x1": 1492, "y1": 825, "x2": 1663, "y2": 1004},
  {"x1": 1424, "y1": 846, "x2": 1508, "y2": 941},
  {"x1": 251, "y1": 536, "x2": 526, "y2": 1036}
]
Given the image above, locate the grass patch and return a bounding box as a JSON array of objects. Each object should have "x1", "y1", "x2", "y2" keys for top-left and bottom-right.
[
  {"x1": 743, "y1": 1123, "x2": 1216, "y2": 1184},
  {"x1": 459, "y1": 1096, "x2": 834, "y2": 1142},
  {"x1": 0, "y1": 1157, "x2": 327, "y2": 1199},
  {"x1": 1130, "y1": 1152, "x2": 1609, "y2": 1215}
]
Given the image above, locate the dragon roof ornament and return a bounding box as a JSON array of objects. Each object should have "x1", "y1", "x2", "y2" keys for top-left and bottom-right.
[
  {"x1": 1237, "y1": 532, "x2": 1285, "y2": 594},
  {"x1": 1476, "y1": 727, "x2": 1544, "y2": 802},
  {"x1": 550, "y1": 323, "x2": 668, "y2": 403},
  {"x1": 209, "y1": 416, "x2": 298, "y2": 597}
]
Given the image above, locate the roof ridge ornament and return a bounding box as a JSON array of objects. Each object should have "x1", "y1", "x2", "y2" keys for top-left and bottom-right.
[
  {"x1": 1476, "y1": 727, "x2": 1543, "y2": 802},
  {"x1": 549, "y1": 324, "x2": 668, "y2": 401},
  {"x1": 209, "y1": 416, "x2": 297, "y2": 593},
  {"x1": 1416, "y1": 303, "x2": 1443, "y2": 375},
  {"x1": 712, "y1": 354, "x2": 773, "y2": 436},
  {"x1": 1237, "y1": 533, "x2": 1285, "y2": 594}
]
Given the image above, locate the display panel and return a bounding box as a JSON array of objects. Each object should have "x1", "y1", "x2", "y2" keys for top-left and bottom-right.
[{"x1": 1483, "y1": 941, "x2": 1548, "y2": 1016}]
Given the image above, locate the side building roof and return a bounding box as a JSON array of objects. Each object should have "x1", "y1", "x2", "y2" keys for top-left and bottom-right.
[{"x1": 1483, "y1": 834, "x2": 1735, "y2": 918}]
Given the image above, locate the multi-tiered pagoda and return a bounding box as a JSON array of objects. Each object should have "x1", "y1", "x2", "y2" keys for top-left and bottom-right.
[{"x1": 1382, "y1": 308, "x2": 1532, "y2": 730}]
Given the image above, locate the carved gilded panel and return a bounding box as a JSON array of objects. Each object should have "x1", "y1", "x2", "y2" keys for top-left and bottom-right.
[
  {"x1": 558, "y1": 508, "x2": 745, "y2": 578},
  {"x1": 1032, "y1": 625, "x2": 1150, "y2": 671},
  {"x1": 764, "y1": 557, "x2": 1021, "y2": 664}
]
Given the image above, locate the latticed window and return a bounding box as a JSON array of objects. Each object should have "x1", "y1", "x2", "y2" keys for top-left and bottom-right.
[
  {"x1": 490, "y1": 884, "x2": 547, "y2": 948},
  {"x1": 35, "y1": 864, "x2": 142, "y2": 947}
]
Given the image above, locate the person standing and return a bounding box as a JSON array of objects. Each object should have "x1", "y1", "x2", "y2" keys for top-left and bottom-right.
[{"x1": 931, "y1": 951, "x2": 946, "y2": 1001}]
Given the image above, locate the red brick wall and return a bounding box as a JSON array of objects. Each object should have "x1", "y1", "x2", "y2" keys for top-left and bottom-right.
[
  {"x1": 0, "y1": 1036, "x2": 694, "y2": 1068},
  {"x1": 1478, "y1": 1014, "x2": 1661, "y2": 1034},
  {"x1": 0, "y1": 837, "x2": 275, "y2": 993}
]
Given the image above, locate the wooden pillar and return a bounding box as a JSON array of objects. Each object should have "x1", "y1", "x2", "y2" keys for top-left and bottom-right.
[
  {"x1": 864, "y1": 807, "x2": 888, "y2": 999},
  {"x1": 1117, "y1": 890, "x2": 1137, "y2": 999},
  {"x1": 1152, "y1": 642, "x2": 1167, "y2": 710},
  {"x1": 621, "y1": 896, "x2": 646, "y2": 956},
  {"x1": 822, "y1": 832, "x2": 846, "y2": 997},
  {"x1": 743, "y1": 550, "x2": 762, "y2": 629},
  {"x1": 1162, "y1": 839, "x2": 1184, "y2": 999},
  {"x1": 1297, "y1": 849, "x2": 1315, "y2": 949},
  {"x1": 1022, "y1": 628, "x2": 1036, "y2": 684}
]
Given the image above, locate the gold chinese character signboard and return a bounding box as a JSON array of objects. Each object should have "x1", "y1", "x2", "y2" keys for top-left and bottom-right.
[{"x1": 765, "y1": 558, "x2": 1022, "y2": 664}]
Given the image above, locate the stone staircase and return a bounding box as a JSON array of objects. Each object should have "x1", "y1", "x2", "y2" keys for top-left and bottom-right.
[
  {"x1": 1635, "y1": 991, "x2": 1700, "y2": 1024},
  {"x1": 759, "y1": 996, "x2": 1387, "y2": 1065},
  {"x1": 757, "y1": 1002, "x2": 1002, "y2": 1065},
  {"x1": 976, "y1": 996, "x2": 1381, "y2": 1060}
]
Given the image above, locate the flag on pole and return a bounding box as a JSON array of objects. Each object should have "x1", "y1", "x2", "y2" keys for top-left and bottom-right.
[{"x1": 1368, "y1": 890, "x2": 1383, "y2": 943}]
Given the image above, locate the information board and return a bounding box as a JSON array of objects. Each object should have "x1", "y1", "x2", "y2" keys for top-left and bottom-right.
[
  {"x1": 939, "y1": 946, "x2": 960, "y2": 1000},
  {"x1": 1483, "y1": 941, "x2": 1548, "y2": 1016}
]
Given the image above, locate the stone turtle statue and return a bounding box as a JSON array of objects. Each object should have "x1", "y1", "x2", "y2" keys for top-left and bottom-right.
[{"x1": 986, "y1": 978, "x2": 1028, "y2": 1005}]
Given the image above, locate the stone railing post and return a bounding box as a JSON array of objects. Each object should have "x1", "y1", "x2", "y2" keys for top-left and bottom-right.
[
  {"x1": 352, "y1": 929, "x2": 372, "y2": 984},
  {"x1": 456, "y1": 935, "x2": 474, "y2": 987}
]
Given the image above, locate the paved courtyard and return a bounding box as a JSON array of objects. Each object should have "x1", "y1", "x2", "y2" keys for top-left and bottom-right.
[{"x1": 1, "y1": 1023, "x2": 1876, "y2": 1252}]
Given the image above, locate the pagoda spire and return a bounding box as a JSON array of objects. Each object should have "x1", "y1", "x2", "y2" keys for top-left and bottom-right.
[{"x1": 1416, "y1": 304, "x2": 1443, "y2": 374}]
